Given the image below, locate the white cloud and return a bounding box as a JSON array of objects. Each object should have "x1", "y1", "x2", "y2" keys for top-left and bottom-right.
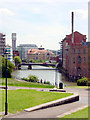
[
  {"x1": 0, "y1": 8, "x2": 14, "y2": 16},
  {"x1": 0, "y1": 0, "x2": 88, "y2": 4},
  {"x1": 70, "y1": 9, "x2": 88, "y2": 19},
  {"x1": 0, "y1": 0, "x2": 88, "y2": 49}
]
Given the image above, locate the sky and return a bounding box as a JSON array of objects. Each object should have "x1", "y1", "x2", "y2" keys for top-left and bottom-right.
[{"x1": 0, "y1": 0, "x2": 89, "y2": 50}]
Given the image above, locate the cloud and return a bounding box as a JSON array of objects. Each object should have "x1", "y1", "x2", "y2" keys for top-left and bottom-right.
[
  {"x1": 1, "y1": 0, "x2": 88, "y2": 4},
  {"x1": 0, "y1": 8, "x2": 14, "y2": 16},
  {"x1": 70, "y1": 9, "x2": 88, "y2": 19}
]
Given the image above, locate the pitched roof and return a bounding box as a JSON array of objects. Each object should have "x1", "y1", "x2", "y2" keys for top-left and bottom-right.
[{"x1": 28, "y1": 49, "x2": 54, "y2": 55}]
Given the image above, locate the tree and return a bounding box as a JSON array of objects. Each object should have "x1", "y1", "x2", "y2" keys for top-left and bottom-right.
[
  {"x1": 29, "y1": 59, "x2": 35, "y2": 63},
  {"x1": 0, "y1": 56, "x2": 15, "y2": 78},
  {"x1": 14, "y1": 56, "x2": 22, "y2": 67}
]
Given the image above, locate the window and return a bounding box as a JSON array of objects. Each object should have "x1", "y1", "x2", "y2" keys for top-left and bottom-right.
[
  {"x1": 78, "y1": 49, "x2": 80, "y2": 53},
  {"x1": 73, "y1": 49, "x2": 76, "y2": 53},
  {"x1": 83, "y1": 68, "x2": 86, "y2": 75},
  {"x1": 78, "y1": 56, "x2": 81, "y2": 63},
  {"x1": 73, "y1": 57, "x2": 75, "y2": 63},
  {"x1": 36, "y1": 56, "x2": 38, "y2": 60},
  {"x1": 47, "y1": 53, "x2": 50, "y2": 55},
  {"x1": 77, "y1": 67, "x2": 81, "y2": 75},
  {"x1": 83, "y1": 57, "x2": 85, "y2": 63},
  {"x1": 83, "y1": 49, "x2": 86, "y2": 54},
  {"x1": 89, "y1": 57, "x2": 90, "y2": 61},
  {"x1": 73, "y1": 68, "x2": 75, "y2": 74}
]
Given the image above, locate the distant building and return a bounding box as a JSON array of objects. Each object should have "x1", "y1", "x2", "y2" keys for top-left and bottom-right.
[
  {"x1": 12, "y1": 33, "x2": 16, "y2": 51},
  {"x1": 62, "y1": 31, "x2": 90, "y2": 79},
  {"x1": 0, "y1": 33, "x2": 5, "y2": 56},
  {"x1": 46, "y1": 49, "x2": 61, "y2": 62},
  {"x1": 27, "y1": 48, "x2": 54, "y2": 61},
  {"x1": 17, "y1": 44, "x2": 38, "y2": 60},
  {"x1": 6, "y1": 45, "x2": 13, "y2": 61},
  {"x1": 47, "y1": 49, "x2": 60, "y2": 56},
  {"x1": 13, "y1": 50, "x2": 19, "y2": 58}
]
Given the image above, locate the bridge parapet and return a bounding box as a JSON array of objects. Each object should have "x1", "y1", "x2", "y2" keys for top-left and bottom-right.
[{"x1": 17, "y1": 63, "x2": 57, "y2": 70}]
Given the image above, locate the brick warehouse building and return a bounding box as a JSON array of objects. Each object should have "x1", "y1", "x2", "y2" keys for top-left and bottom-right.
[{"x1": 62, "y1": 31, "x2": 90, "y2": 80}]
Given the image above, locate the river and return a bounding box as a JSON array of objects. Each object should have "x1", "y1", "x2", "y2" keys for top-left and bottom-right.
[{"x1": 12, "y1": 66, "x2": 77, "y2": 87}]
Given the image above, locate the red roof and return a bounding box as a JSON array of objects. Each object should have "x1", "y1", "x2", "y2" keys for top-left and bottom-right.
[
  {"x1": 63, "y1": 31, "x2": 86, "y2": 46},
  {"x1": 28, "y1": 49, "x2": 54, "y2": 55}
]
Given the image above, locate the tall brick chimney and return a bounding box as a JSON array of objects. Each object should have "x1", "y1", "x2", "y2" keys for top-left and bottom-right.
[{"x1": 72, "y1": 12, "x2": 74, "y2": 44}]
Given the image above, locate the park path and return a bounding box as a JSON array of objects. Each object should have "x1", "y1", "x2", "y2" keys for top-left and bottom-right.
[{"x1": 1, "y1": 86, "x2": 90, "y2": 119}]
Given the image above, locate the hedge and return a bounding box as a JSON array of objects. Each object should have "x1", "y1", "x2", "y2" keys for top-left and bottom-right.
[{"x1": 77, "y1": 77, "x2": 88, "y2": 86}]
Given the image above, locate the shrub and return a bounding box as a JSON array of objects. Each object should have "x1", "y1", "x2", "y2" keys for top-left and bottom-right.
[
  {"x1": 45, "y1": 81, "x2": 50, "y2": 85},
  {"x1": 29, "y1": 59, "x2": 35, "y2": 63},
  {"x1": 28, "y1": 75, "x2": 39, "y2": 82},
  {"x1": 88, "y1": 78, "x2": 90, "y2": 86},
  {"x1": 77, "y1": 77, "x2": 88, "y2": 86},
  {"x1": 21, "y1": 77, "x2": 29, "y2": 81}
]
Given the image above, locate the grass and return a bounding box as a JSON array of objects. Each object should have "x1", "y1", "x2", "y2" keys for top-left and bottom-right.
[
  {"x1": 0, "y1": 89, "x2": 73, "y2": 114},
  {"x1": 62, "y1": 106, "x2": 90, "y2": 118},
  {"x1": 65, "y1": 86, "x2": 90, "y2": 89},
  {"x1": 0, "y1": 78, "x2": 54, "y2": 88}
]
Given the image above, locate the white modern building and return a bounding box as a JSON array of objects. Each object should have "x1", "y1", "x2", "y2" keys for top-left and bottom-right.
[
  {"x1": 12, "y1": 33, "x2": 16, "y2": 51},
  {"x1": 6, "y1": 45, "x2": 13, "y2": 61},
  {"x1": 17, "y1": 44, "x2": 38, "y2": 60}
]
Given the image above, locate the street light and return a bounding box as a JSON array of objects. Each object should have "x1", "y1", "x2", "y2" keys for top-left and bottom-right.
[
  {"x1": 4, "y1": 49, "x2": 8, "y2": 115},
  {"x1": 55, "y1": 63, "x2": 57, "y2": 87}
]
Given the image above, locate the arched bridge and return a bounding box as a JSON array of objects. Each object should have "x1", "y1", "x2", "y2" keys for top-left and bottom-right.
[{"x1": 18, "y1": 63, "x2": 57, "y2": 70}]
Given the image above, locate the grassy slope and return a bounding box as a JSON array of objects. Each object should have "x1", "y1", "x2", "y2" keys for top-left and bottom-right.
[
  {"x1": 62, "y1": 106, "x2": 90, "y2": 118},
  {"x1": 0, "y1": 78, "x2": 54, "y2": 88},
  {"x1": 0, "y1": 89, "x2": 73, "y2": 114}
]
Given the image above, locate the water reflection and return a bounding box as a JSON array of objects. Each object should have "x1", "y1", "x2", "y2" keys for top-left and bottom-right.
[{"x1": 12, "y1": 66, "x2": 77, "y2": 87}]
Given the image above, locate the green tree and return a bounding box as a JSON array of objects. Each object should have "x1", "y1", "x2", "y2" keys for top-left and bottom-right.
[
  {"x1": 29, "y1": 59, "x2": 35, "y2": 63},
  {"x1": 0, "y1": 56, "x2": 15, "y2": 78},
  {"x1": 28, "y1": 75, "x2": 39, "y2": 82},
  {"x1": 14, "y1": 56, "x2": 22, "y2": 67}
]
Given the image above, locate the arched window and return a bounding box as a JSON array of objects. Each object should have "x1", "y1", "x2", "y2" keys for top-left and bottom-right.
[
  {"x1": 83, "y1": 68, "x2": 86, "y2": 75},
  {"x1": 47, "y1": 53, "x2": 50, "y2": 55},
  {"x1": 73, "y1": 49, "x2": 76, "y2": 53},
  {"x1": 83, "y1": 49, "x2": 86, "y2": 54},
  {"x1": 78, "y1": 56, "x2": 81, "y2": 63},
  {"x1": 78, "y1": 49, "x2": 80, "y2": 53},
  {"x1": 72, "y1": 68, "x2": 75, "y2": 74},
  {"x1": 77, "y1": 67, "x2": 81, "y2": 75},
  {"x1": 73, "y1": 57, "x2": 75, "y2": 63}
]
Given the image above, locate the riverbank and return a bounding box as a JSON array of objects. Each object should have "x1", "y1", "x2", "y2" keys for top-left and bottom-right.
[
  {"x1": 0, "y1": 78, "x2": 89, "y2": 89},
  {"x1": 0, "y1": 78, "x2": 55, "y2": 88}
]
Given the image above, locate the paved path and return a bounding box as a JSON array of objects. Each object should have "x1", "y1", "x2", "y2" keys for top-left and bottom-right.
[{"x1": 2, "y1": 86, "x2": 90, "y2": 118}]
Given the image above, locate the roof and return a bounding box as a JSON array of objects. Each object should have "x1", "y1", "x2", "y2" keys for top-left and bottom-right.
[{"x1": 28, "y1": 49, "x2": 54, "y2": 55}]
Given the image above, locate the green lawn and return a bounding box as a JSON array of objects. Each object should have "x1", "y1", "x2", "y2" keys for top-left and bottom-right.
[
  {"x1": 0, "y1": 89, "x2": 73, "y2": 114},
  {"x1": 62, "y1": 106, "x2": 90, "y2": 118},
  {"x1": 65, "y1": 86, "x2": 90, "y2": 89},
  {"x1": 0, "y1": 78, "x2": 54, "y2": 88}
]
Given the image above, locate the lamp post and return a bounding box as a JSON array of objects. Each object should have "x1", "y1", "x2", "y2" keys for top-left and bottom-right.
[
  {"x1": 55, "y1": 63, "x2": 57, "y2": 87},
  {"x1": 4, "y1": 49, "x2": 8, "y2": 115}
]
